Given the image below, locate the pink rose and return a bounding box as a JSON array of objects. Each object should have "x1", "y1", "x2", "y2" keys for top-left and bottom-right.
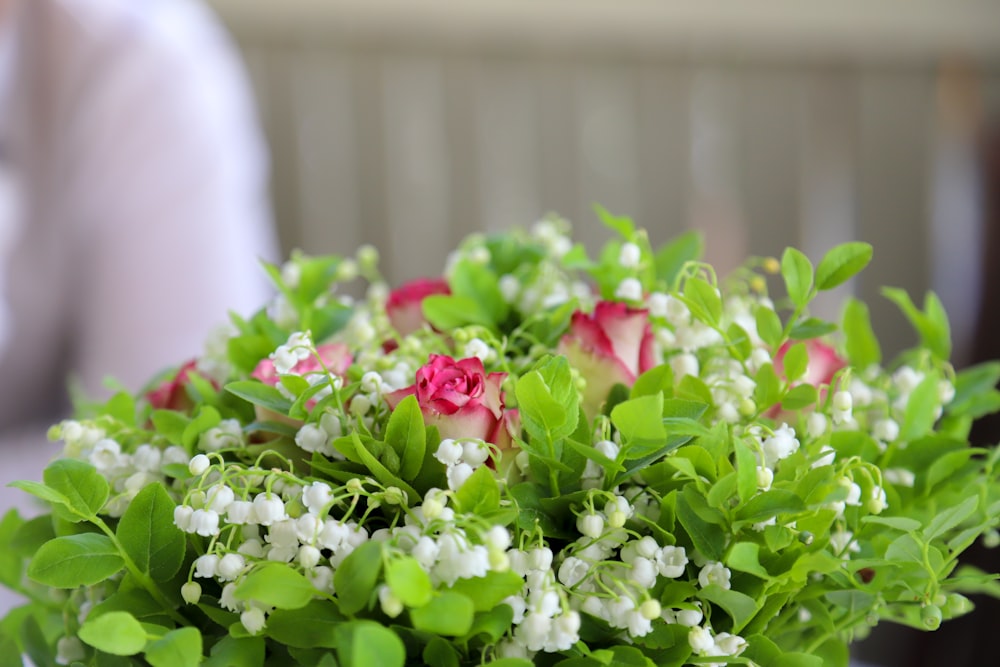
[
  {"x1": 558, "y1": 301, "x2": 658, "y2": 417},
  {"x1": 774, "y1": 340, "x2": 845, "y2": 388},
  {"x1": 251, "y1": 343, "x2": 353, "y2": 385},
  {"x1": 146, "y1": 359, "x2": 202, "y2": 412},
  {"x1": 386, "y1": 354, "x2": 517, "y2": 450},
  {"x1": 386, "y1": 278, "x2": 451, "y2": 337}
]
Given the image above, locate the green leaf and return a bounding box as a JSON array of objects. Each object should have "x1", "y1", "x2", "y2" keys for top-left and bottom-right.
[
  {"x1": 882, "y1": 288, "x2": 952, "y2": 360},
  {"x1": 683, "y1": 277, "x2": 722, "y2": 327},
  {"x1": 788, "y1": 317, "x2": 837, "y2": 340},
  {"x1": 334, "y1": 540, "x2": 383, "y2": 615},
  {"x1": 734, "y1": 438, "x2": 758, "y2": 504},
  {"x1": 447, "y1": 570, "x2": 526, "y2": 612},
  {"x1": 516, "y1": 364, "x2": 578, "y2": 445},
  {"x1": 781, "y1": 384, "x2": 818, "y2": 410},
  {"x1": 654, "y1": 231, "x2": 704, "y2": 287},
  {"x1": 43, "y1": 459, "x2": 109, "y2": 520},
  {"x1": 116, "y1": 483, "x2": 185, "y2": 582},
  {"x1": 335, "y1": 621, "x2": 405, "y2": 667},
  {"x1": 815, "y1": 242, "x2": 873, "y2": 291},
  {"x1": 28, "y1": 533, "x2": 123, "y2": 587},
  {"x1": 7, "y1": 480, "x2": 71, "y2": 508},
  {"x1": 266, "y1": 601, "x2": 343, "y2": 649},
  {"x1": 462, "y1": 605, "x2": 515, "y2": 643},
  {"x1": 727, "y1": 322, "x2": 753, "y2": 361},
  {"x1": 203, "y1": 636, "x2": 265, "y2": 667},
  {"x1": 756, "y1": 306, "x2": 783, "y2": 348},
  {"x1": 423, "y1": 637, "x2": 461, "y2": 667},
  {"x1": 676, "y1": 486, "x2": 725, "y2": 561},
  {"x1": 699, "y1": 584, "x2": 758, "y2": 630},
  {"x1": 410, "y1": 592, "x2": 475, "y2": 636},
  {"x1": 384, "y1": 394, "x2": 426, "y2": 481},
  {"x1": 630, "y1": 365, "x2": 674, "y2": 400},
  {"x1": 726, "y1": 542, "x2": 771, "y2": 580},
  {"x1": 422, "y1": 295, "x2": 495, "y2": 330},
  {"x1": 783, "y1": 342, "x2": 809, "y2": 383},
  {"x1": 151, "y1": 410, "x2": 190, "y2": 447},
  {"x1": 754, "y1": 363, "x2": 782, "y2": 410},
  {"x1": 79, "y1": 611, "x2": 147, "y2": 656},
  {"x1": 924, "y1": 494, "x2": 978, "y2": 540},
  {"x1": 453, "y1": 464, "x2": 500, "y2": 514},
  {"x1": 449, "y1": 260, "x2": 509, "y2": 325},
  {"x1": 901, "y1": 371, "x2": 940, "y2": 442},
  {"x1": 144, "y1": 628, "x2": 202, "y2": 667},
  {"x1": 612, "y1": 394, "x2": 667, "y2": 456},
  {"x1": 842, "y1": 298, "x2": 881, "y2": 369},
  {"x1": 101, "y1": 391, "x2": 137, "y2": 425},
  {"x1": 351, "y1": 433, "x2": 419, "y2": 502},
  {"x1": 386, "y1": 557, "x2": 433, "y2": 608},
  {"x1": 233, "y1": 563, "x2": 317, "y2": 610},
  {"x1": 737, "y1": 489, "x2": 805, "y2": 525},
  {"x1": 781, "y1": 247, "x2": 814, "y2": 308},
  {"x1": 861, "y1": 516, "x2": 922, "y2": 532},
  {"x1": 225, "y1": 381, "x2": 293, "y2": 414}
]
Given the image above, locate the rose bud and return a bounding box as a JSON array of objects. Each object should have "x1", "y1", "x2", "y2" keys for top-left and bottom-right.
[
  {"x1": 386, "y1": 354, "x2": 518, "y2": 452},
  {"x1": 146, "y1": 359, "x2": 207, "y2": 412},
  {"x1": 557, "y1": 301, "x2": 658, "y2": 417},
  {"x1": 385, "y1": 277, "x2": 450, "y2": 337}
]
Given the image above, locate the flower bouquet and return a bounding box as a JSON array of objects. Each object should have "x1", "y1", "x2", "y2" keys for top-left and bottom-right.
[{"x1": 2, "y1": 211, "x2": 1000, "y2": 667}]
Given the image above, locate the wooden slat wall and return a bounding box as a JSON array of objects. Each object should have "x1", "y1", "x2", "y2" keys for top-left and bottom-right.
[{"x1": 210, "y1": 1, "x2": 1000, "y2": 356}]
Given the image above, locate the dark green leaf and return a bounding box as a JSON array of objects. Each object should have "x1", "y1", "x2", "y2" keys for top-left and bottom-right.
[
  {"x1": 676, "y1": 486, "x2": 725, "y2": 560},
  {"x1": 266, "y1": 601, "x2": 343, "y2": 649},
  {"x1": 384, "y1": 395, "x2": 426, "y2": 481},
  {"x1": 225, "y1": 381, "x2": 293, "y2": 414}
]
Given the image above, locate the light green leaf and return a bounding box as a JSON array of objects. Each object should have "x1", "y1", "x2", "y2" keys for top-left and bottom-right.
[
  {"x1": 410, "y1": 592, "x2": 475, "y2": 636},
  {"x1": 386, "y1": 557, "x2": 433, "y2": 608},
  {"x1": 79, "y1": 611, "x2": 147, "y2": 656},
  {"x1": 783, "y1": 342, "x2": 809, "y2": 383},
  {"x1": 726, "y1": 542, "x2": 771, "y2": 580},
  {"x1": 150, "y1": 410, "x2": 190, "y2": 447},
  {"x1": 882, "y1": 288, "x2": 952, "y2": 361},
  {"x1": 815, "y1": 242, "x2": 873, "y2": 291},
  {"x1": 781, "y1": 247, "x2": 814, "y2": 308},
  {"x1": 144, "y1": 628, "x2": 202, "y2": 667},
  {"x1": 422, "y1": 295, "x2": 495, "y2": 330},
  {"x1": 611, "y1": 394, "x2": 666, "y2": 456},
  {"x1": 335, "y1": 621, "x2": 405, "y2": 667},
  {"x1": 842, "y1": 298, "x2": 881, "y2": 368},
  {"x1": 516, "y1": 366, "x2": 577, "y2": 445},
  {"x1": 449, "y1": 260, "x2": 509, "y2": 325},
  {"x1": 265, "y1": 601, "x2": 343, "y2": 649},
  {"x1": 861, "y1": 516, "x2": 922, "y2": 532},
  {"x1": 116, "y1": 483, "x2": 186, "y2": 582},
  {"x1": 447, "y1": 570, "x2": 526, "y2": 612},
  {"x1": 43, "y1": 459, "x2": 109, "y2": 520},
  {"x1": 225, "y1": 381, "x2": 293, "y2": 414},
  {"x1": 698, "y1": 584, "x2": 758, "y2": 630},
  {"x1": 901, "y1": 371, "x2": 940, "y2": 442},
  {"x1": 683, "y1": 277, "x2": 722, "y2": 327},
  {"x1": 781, "y1": 383, "x2": 819, "y2": 410},
  {"x1": 756, "y1": 306, "x2": 783, "y2": 348},
  {"x1": 734, "y1": 438, "x2": 758, "y2": 504},
  {"x1": 28, "y1": 533, "x2": 123, "y2": 588},
  {"x1": 334, "y1": 540, "x2": 383, "y2": 615},
  {"x1": 7, "y1": 480, "x2": 70, "y2": 508},
  {"x1": 654, "y1": 231, "x2": 704, "y2": 287},
  {"x1": 384, "y1": 394, "x2": 426, "y2": 481},
  {"x1": 453, "y1": 464, "x2": 500, "y2": 515},
  {"x1": 754, "y1": 363, "x2": 782, "y2": 410},
  {"x1": 925, "y1": 494, "x2": 978, "y2": 541},
  {"x1": 234, "y1": 563, "x2": 317, "y2": 610}
]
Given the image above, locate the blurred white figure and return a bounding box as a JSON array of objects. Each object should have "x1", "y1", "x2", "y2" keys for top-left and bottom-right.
[{"x1": 0, "y1": 0, "x2": 275, "y2": 496}]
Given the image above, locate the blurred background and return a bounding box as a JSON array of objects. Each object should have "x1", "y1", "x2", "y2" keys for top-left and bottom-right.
[{"x1": 209, "y1": 0, "x2": 1000, "y2": 367}]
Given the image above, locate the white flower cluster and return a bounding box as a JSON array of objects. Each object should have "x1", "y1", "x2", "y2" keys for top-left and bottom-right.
[{"x1": 433, "y1": 438, "x2": 492, "y2": 491}]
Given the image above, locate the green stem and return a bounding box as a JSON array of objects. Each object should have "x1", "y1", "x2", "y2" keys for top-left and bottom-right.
[{"x1": 92, "y1": 516, "x2": 188, "y2": 625}]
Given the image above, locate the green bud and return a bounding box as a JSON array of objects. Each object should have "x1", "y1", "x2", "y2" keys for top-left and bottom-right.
[
  {"x1": 944, "y1": 593, "x2": 974, "y2": 618},
  {"x1": 798, "y1": 531, "x2": 814, "y2": 545},
  {"x1": 921, "y1": 604, "x2": 942, "y2": 630},
  {"x1": 982, "y1": 529, "x2": 1000, "y2": 549}
]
